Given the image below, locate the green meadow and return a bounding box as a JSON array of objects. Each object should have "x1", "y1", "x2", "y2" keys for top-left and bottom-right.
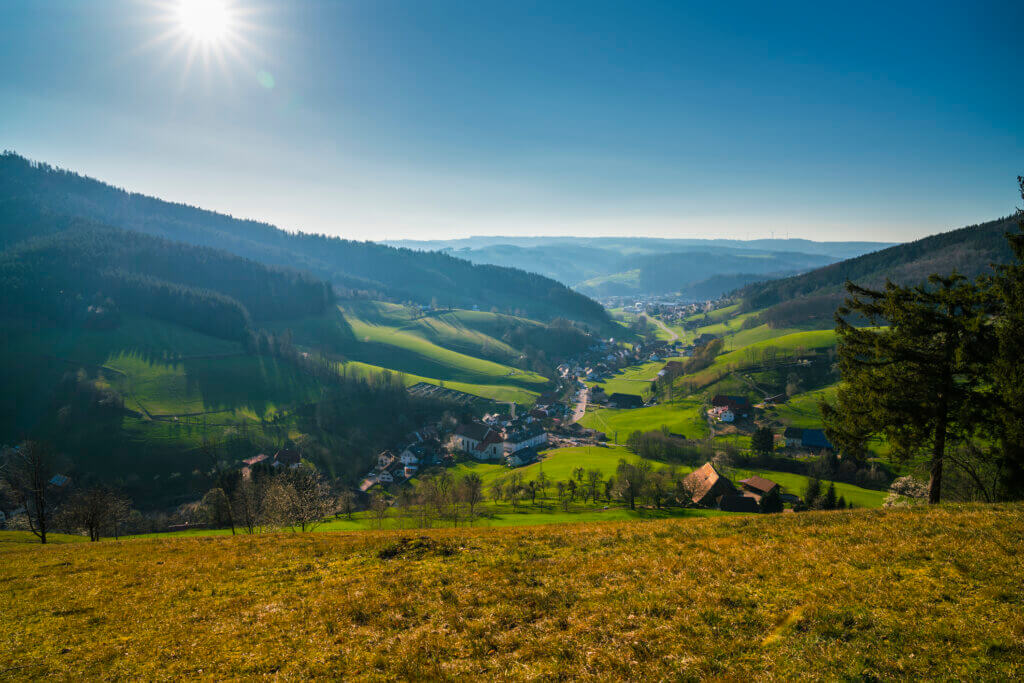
[
  {"x1": 341, "y1": 305, "x2": 549, "y2": 395},
  {"x1": 580, "y1": 399, "x2": 708, "y2": 441}
]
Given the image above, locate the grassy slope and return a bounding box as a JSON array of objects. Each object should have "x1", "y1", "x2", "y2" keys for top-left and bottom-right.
[
  {"x1": 336, "y1": 360, "x2": 540, "y2": 405},
  {"x1": 339, "y1": 304, "x2": 549, "y2": 400},
  {"x1": 763, "y1": 385, "x2": 839, "y2": 429},
  {"x1": 585, "y1": 357, "x2": 684, "y2": 398},
  {"x1": 577, "y1": 268, "x2": 640, "y2": 291},
  {"x1": 4, "y1": 317, "x2": 322, "y2": 420},
  {"x1": 580, "y1": 400, "x2": 708, "y2": 441},
  {"x1": 3, "y1": 505, "x2": 1020, "y2": 679}
]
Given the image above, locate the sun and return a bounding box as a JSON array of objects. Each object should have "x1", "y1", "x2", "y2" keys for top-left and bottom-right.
[
  {"x1": 175, "y1": 0, "x2": 232, "y2": 44},
  {"x1": 140, "y1": 0, "x2": 264, "y2": 86}
]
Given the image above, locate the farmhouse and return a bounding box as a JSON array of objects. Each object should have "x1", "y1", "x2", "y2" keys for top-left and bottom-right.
[
  {"x1": 399, "y1": 444, "x2": 425, "y2": 466},
  {"x1": 608, "y1": 393, "x2": 644, "y2": 409},
  {"x1": 682, "y1": 462, "x2": 737, "y2": 507},
  {"x1": 801, "y1": 429, "x2": 833, "y2": 452},
  {"x1": 739, "y1": 475, "x2": 780, "y2": 502},
  {"x1": 783, "y1": 427, "x2": 803, "y2": 447},
  {"x1": 711, "y1": 395, "x2": 752, "y2": 417}
]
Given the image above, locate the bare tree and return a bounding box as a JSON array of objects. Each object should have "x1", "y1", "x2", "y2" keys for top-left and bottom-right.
[
  {"x1": 534, "y1": 467, "x2": 550, "y2": 499},
  {"x1": 338, "y1": 489, "x2": 356, "y2": 520},
  {"x1": 61, "y1": 486, "x2": 120, "y2": 541},
  {"x1": 0, "y1": 476, "x2": 17, "y2": 524},
  {"x1": 458, "y1": 473, "x2": 484, "y2": 520},
  {"x1": 370, "y1": 492, "x2": 390, "y2": 529},
  {"x1": 488, "y1": 478, "x2": 505, "y2": 504},
  {"x1": 108, "y1": 494, "x2": 132, "y2": 540},
  {"x1": 201, "y1": 438, "x2": 236, "y2": 534},
  {"x1": 200, "y1": 488, "x2": 236, "y2": 534},
  {"x1": 289, "y1": 469, "x2": 335, "y2": 532},
  {"x1": 261, "y1": 478, "x2": 300, "y2": 530},
  {"x1": 585, "y1": 469, "x2": 603, "y2": 503},
  {"x1": 232, "y1": 477, "x2": 262, "y2": 534},
  {"x1": 2, "y1": 442, "x2": 56, "y2": 543}
]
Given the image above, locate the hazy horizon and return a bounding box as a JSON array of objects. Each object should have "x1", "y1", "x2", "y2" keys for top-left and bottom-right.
[{"x1": 3, "y1": 1, "x2": 1021, "y2": 242}]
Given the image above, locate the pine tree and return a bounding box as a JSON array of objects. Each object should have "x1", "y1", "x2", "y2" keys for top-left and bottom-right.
[
  {"x1": 987, "y1": 177, "x2": 1024, "y2": 499},
  {"x1": 751, "y1": 427, "x2": 774, "y2": 457},
  {"x1": 822, "y1": 482, "x2": 837, "y2": 510},
  {"x1": 803, "y1": 476, "x2": 821, "y2": 509},
  {"x1": 822, "y1": 273, "x2": 995, "y2": 503}
]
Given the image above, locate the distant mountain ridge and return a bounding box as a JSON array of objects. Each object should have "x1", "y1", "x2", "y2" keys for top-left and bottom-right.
[
  {"x1": 386, "y1": 235, "x2": 894, "y2": 259},
  {"x1": 386, "y1": 235, "x2": 893, "y2": 300},
  {"x1": 0, "y1": 153, "x2": 611, "y2": 330}
]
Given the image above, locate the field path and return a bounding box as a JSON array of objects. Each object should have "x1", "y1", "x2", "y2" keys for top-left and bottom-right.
[{"x1": 652, "y1": 316, "x2": 679, "y2": 342}]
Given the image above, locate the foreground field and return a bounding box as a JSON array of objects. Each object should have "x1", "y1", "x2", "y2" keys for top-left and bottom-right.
[{"x1": 2, "y1": 505, "x2": 1021, "y2": 679}]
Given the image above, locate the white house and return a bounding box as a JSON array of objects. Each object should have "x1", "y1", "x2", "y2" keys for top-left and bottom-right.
[
  {"x1": 503, "y1": 422, "x2": 547, "y2": 453},
  {"x1": 377, "y1": 450, "x2": 396, "y2": 469}
]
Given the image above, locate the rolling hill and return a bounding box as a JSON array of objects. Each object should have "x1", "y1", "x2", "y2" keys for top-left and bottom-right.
[
  {"x1": 0, "y1": 210, "x2": 601, "y2": 506},
  {"x1": 738, "y1": 213, "x2": 1019, "y2": 327},
  {"x1": 0, "y1": 152, "x2": 612, "y2": 331}
]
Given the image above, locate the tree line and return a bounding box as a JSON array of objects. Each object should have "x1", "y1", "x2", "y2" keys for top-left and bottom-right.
[{"x1": 0, "y1": 440, "x2": 340, "y2": 542}]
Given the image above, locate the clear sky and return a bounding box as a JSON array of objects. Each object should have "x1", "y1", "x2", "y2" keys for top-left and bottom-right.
[{"x1": 1, "y1": 0, "x2": 1021, "y2": 242}]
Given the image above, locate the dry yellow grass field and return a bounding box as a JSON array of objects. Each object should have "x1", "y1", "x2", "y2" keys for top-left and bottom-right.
[{"x1": 2, "y1": 505, "x2": 1022, "y2": 679}]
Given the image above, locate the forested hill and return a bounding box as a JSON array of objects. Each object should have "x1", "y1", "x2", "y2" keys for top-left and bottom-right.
[
  {"x1": 737, "y1": 214, "x2": 1018, "y2": 327},
  {"x1": 0, "y1": 153, "x2": 611, "y2": 330},
  {"x1": 0, "y1": 226, "x2": 334, "y2": 341}
]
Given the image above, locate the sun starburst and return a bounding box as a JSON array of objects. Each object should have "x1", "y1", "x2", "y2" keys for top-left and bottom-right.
[{"x1": 138, "y1": 0, "x2": 265, "y2": 88}]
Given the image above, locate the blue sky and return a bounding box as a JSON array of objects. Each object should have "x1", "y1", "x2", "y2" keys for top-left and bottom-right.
[{"x1": 1, "y1": 0, "x2": 1021, "y2": 242}]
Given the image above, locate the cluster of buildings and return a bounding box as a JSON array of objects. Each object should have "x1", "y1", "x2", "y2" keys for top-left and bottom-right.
[
  {"x1": 362, "y1": 424, "x2": 448, "y2": 490},
  {"x1": 452, "y1": 412, "x2": 548, "y2": 468},
  {"x1": 682, "y1": 462, "x2": 799, "y2": 512},
  {"x1": 559, "y1": 339, "x2": 683, "y2": 384},
  {"x1": 710, "y1": 395, "x2": 753, "y2": 423},
  {"x1": 239, "y1": 449, "x2": 303, "y2": 478},
  {"x1": 600, "y1": 298, "x2": 716, "y2": 320}
]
